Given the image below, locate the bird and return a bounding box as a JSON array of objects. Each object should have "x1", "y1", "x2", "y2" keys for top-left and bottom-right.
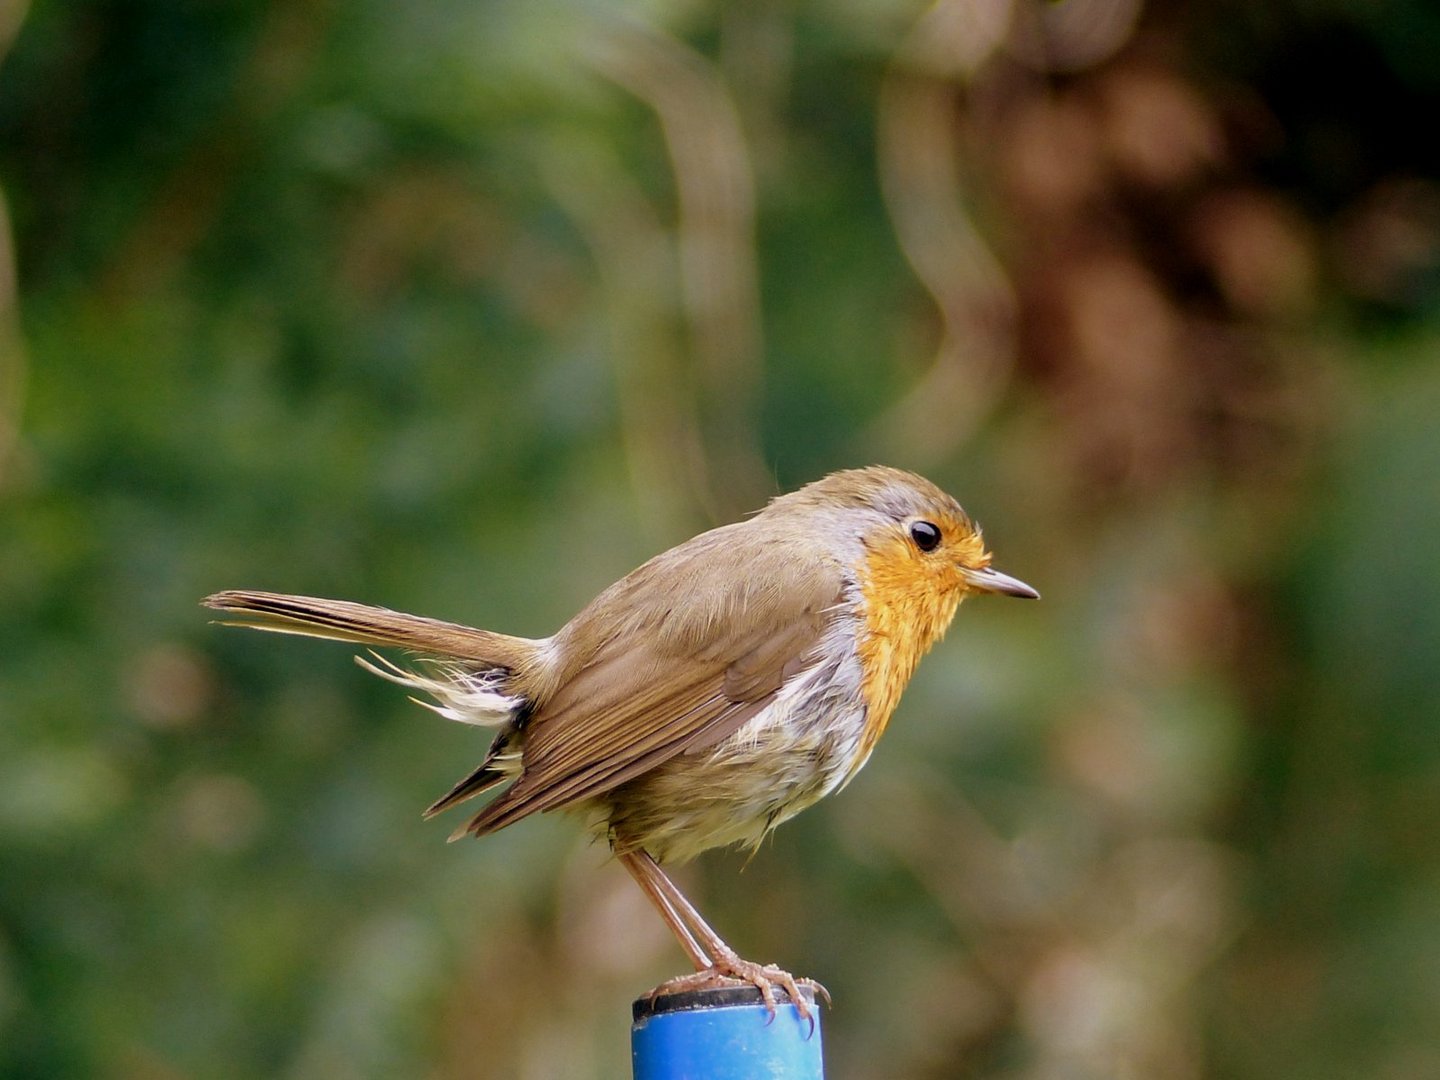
[{"x1": 203, "y1": 465, "x2": 1037, "y2": 1018}]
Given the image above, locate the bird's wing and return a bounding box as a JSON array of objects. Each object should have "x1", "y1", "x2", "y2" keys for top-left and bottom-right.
[{"x1": 453, "y1": 526, "x2": 845, "y2": 837}]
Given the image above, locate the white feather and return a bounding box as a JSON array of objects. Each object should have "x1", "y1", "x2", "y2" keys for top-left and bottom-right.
[{"x1": 354, "y1": 652, "x2": 522, "y2": 726}]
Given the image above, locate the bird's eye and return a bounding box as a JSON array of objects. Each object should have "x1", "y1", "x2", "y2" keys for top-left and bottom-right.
[{"x1": 909, "y1": 520, "x2": 942, "y2": 552}]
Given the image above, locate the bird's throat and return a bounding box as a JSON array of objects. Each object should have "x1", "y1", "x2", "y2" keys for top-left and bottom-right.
[{"x1": 854, "y1": 540, "x2": 965, "y2": 762}]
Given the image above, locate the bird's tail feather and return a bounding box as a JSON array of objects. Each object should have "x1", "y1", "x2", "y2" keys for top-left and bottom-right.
[{"x1": 202, "y1": 590, "x2": 540, "y2": 669}]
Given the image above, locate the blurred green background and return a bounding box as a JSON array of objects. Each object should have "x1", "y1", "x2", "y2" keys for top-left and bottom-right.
[{"x1": 3, "y1": 0, "x2": 1440, "y2": 1076}]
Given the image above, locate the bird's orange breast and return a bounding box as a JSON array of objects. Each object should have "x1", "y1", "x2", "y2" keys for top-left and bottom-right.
[{"x1": 853, "y1": 533, "x2": 971, "y2": 764}]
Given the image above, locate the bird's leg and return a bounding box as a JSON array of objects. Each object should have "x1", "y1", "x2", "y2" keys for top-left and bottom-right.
[
  {"x1": 616, "y1": 849, "x2": 827, "y2": 1022},
  {"x1": 615, "y1": 849, "x2": 710, "y2": 972}
]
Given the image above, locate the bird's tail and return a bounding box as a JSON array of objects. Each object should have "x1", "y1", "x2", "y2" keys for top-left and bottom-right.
[
  {"x1": 202, "y1": 590, "x2": 542, "y2": 671},
  {"x1": 205, "y1": 590, "x2": 543, "y2": 825}
]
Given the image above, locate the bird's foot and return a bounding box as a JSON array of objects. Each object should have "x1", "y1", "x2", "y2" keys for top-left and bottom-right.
[{"x1": 647, "y1": 950, "x2": 829, "y2": 1025}]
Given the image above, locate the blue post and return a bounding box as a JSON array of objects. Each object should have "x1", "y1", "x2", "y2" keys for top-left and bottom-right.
[{"x1": 631, "y1": 984, "x2": 824, "y2": 1080}]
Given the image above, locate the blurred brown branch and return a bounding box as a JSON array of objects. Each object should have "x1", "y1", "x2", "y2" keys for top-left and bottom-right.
[
  {"x1": 541, "y1": 134, "x2": 713, "y2": 541},
  {"x1": 1005, "y1": 0, "x2": 1142, "y2": 74},
  {"x1": 583, "y1": 18, "x2": 770, "y2": 517},
  {"x1": 868, "y1": 0, "x2": 1018, "y2": 466},
  {"x1": 0, "y1": 0, "x2": 26, "y2": 60},
  {"x1": 872, "y1": 67, "x2": 1017, "y2": 466}
]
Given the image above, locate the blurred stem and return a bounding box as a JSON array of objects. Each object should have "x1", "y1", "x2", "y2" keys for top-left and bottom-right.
[
  {"x1": 868, "y1": 1, "x2": 1018, "y2": 465},
  {"x1": 541, "y1": 135, "x2": 712, "y2": 542},
  {"x1": 0, "y1": 0, "x2": 26, "y2": 60},
  {"x1": 0, "y1": 0, "x2": 28, "y2": 489},
  {"x1": 583, "y1": 18, "x2": 769, "y2": 517}
]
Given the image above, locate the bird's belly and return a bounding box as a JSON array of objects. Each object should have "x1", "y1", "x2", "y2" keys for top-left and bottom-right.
[{"x1": 598, "y1": 653, "x2": 870, "y2": 864}]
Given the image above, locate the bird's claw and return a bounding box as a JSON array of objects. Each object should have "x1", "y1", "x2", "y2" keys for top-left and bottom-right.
[{"x1": 647, "y1": 952, "x2": 827, "y2": 1032}]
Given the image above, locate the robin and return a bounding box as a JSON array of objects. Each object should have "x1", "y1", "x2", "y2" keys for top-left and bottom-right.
[{"x1": 204, "y1": 465, "x2": 1036, "y2": 1017}]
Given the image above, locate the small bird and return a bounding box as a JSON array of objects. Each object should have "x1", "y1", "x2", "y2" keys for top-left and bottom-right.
[{"x1": 204, "y1": 466, "x2": 1036, "y2": 1016}]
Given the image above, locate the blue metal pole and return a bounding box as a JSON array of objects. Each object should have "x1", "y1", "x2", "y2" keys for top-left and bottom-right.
[{"x1": 631, "y1": 984, "x2": 824, "y2": 1080}]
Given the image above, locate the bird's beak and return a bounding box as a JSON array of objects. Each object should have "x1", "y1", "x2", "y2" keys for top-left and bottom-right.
[{"x1": 961, "y1": 565, "x2": 1040, "y2": 599}]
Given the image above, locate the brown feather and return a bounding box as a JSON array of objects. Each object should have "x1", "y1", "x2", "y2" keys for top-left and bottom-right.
[
  {"x1": 202, "y1": 590, "x2": 543, "y2": 672},
  {"x1": 454, "y1": 520, "x2": 845, "y2": 836},
  {"x1": 422, "y1": 756, "x2": 511, "y2": 819}
]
